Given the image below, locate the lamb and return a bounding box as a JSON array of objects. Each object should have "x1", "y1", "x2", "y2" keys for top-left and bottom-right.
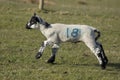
[{"x1": 25, "y1": 13, "x2": 108, "y2": 69}]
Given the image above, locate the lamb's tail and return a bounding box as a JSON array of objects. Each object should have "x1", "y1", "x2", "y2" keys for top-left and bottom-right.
[
  {"x1": 94, "y1": 29, "x2": 100, "y2": 41},
  {"x1": 91, "y1": 27, "x2": 101, "y2": 41}
]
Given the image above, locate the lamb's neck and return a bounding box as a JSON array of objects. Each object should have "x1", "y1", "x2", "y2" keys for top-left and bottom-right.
[
  {"x1": 39, "y1": 24, "x2": 49, "y2": 36},
  {"x1": 39, "y1": 22, "x2": 50, "y2": 31},
  {"x1": 39, "y1": 24, "x2": 46, "y2": 31}
]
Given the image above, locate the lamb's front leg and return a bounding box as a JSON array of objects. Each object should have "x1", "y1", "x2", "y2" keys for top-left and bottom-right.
[
  {"x1": 36, "y1": 41, "x2": 48, "y2": 59},
  {"x1": 47, "y1": 44, "x2": 59, "y2": 63}
]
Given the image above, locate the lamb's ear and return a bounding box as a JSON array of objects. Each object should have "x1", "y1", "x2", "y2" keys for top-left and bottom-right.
[{"x1": 34, "y1": 13, "x2": 36, "y2": 16}]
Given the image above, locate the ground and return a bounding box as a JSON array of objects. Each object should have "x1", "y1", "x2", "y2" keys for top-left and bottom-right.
[{"x1": 0, "y1": 0, "x2": 120, "y2": 80}]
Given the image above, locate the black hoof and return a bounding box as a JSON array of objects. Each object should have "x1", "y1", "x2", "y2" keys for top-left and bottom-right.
[
  {"x1": 35, "y1": 52, "x2": 42, "y2": 59},
  {"x1": 101, "y1": 61, "x2": 107, "y2": 70},
  {"x1": 101, "y1": 64, "x2": 106, "y2": 70},
  {"x1": 47, "y1": 56, "x2": 55, "y2": 63}
]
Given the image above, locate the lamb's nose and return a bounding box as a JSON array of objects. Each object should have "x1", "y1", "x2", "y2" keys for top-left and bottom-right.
[{"x1": 26, "y1": 22, "x2": 31, "y2": 29}]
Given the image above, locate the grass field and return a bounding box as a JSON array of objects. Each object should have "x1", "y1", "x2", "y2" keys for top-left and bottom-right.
[{"x1": 0, "y1": 0, "x2": 120, "y2": 80}]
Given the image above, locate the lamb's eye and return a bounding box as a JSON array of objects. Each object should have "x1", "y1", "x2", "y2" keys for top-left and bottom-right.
[{"x1": 32, "y1": 21, "x2": 34, "y2": 24}]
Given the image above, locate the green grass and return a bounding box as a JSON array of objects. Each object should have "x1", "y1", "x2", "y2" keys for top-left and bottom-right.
[{"x1": 0, "y1": 0, "x2": 120, "y2": 80}]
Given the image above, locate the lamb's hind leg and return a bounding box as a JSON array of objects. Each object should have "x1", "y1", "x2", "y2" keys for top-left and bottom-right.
[
  {"x1": 47, "y1": 44, "x2": 59, "y2": 63},
  {"x1": 84, "y1": 40, "x2": 107, "y2": 69},
  {"x1": 96, "y1": 42, "x2": 108, "y2": 65}
]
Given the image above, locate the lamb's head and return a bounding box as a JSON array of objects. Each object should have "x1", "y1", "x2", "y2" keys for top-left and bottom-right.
[
  {"x1": 26, "y1": 13, "x2": 43, "y2": 29},
  {"x1": 26, "y1": 13, "x2": 50, "y2": 29}
]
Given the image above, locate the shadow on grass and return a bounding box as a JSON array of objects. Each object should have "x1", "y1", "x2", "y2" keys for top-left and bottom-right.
[
  {"x1": 107, "y1": 63, "x2": 120, "y2": 70},
  {"x1": 73, "y1": 63, "x2": 120, "y2": 70},
  {"x1": 51, "y1": 62, "x2": 97, "y2": 67},
  {"x1": 51, "y1": 62, "x2": 120, "y2": 70}
]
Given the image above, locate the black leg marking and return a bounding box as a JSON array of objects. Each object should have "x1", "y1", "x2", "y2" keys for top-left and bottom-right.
[
  {"x1": 47, "y1": 48, "x2": 58, "y2": 63},
  {"x1": 104, "y1": 56, "x2": 108, "y2": 64},
  {"x1": 97, "y1": 53, "x2": 106, "y2": 69},
  {"x1": 41, "y1": 42, "x2": 45, "y2": 47},
  {"x1": 99, "y1": 44, "x2": 108, "y2": 64},
  {"x1": 35, "y1": 42, "x2": 45, "y2": 59},
  {"x1": 47, "y1": 55, "x2": 55, "y2": 63},
  {"x1": 96, "y1": 42, "x2": 108, "y2": 69},
  {"x1": 35, "y1": 52, "x2": 42, "y2": 59}
]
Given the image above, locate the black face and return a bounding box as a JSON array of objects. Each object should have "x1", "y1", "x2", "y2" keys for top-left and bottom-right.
[
  {"x1": 26, "y1": 13, "x2": 50, "y2": 29},
  {"x1": 26, "y1": 13, "x2": 39, "y2": 29}
]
